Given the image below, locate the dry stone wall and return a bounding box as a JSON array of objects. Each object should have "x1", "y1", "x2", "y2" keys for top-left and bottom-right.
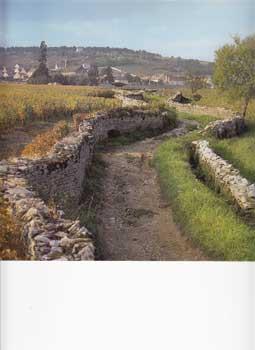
[
  {"x1": 202, "y1": 115, "x2": 245, "y2": 138},
  {"x1": 192, "y1": 140, "x2": 255, "y2": 216},
  {"x1": 168, "y1": 99, "x2": 245, "y2": 139},
  {"x1": 1, "y1": 170, "x2": 94, "y2": 261},
  {"x1": 0, "y1": 107, "x2": 172, "y2": 260},
  {"x1": 25, "y1": 108, "x2": 171, "y2": 205}
]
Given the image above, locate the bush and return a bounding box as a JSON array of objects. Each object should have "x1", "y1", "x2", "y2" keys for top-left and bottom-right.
[
  {"x1": 88, "y1": 89, "x2": 115, "y2": 99},
  {"x1": 51, "y1": 73, "x2": 68, "y2": 85},
  {"x1": 192, "y1": 93, "x2": 202, "y2": 101},
  {"x1": 162, "y1": 108, "x2": 178, "y2": 128},
  {"x1": 28, "y1": 63, "x2": 51, "y2": 85}
]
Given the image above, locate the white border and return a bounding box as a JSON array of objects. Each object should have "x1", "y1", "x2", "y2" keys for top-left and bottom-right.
[{"x1": 1, "y1": 262, "x2": 254, "y2": 350}]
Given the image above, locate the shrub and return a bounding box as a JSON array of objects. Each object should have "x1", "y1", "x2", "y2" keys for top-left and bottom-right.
[
  {"x1": 28, "y1": 64, "x2": 51, "y2": 85},
  {"x1": 162, "y1": 108, "x2": 178, "y2": 128},
  {"x1": 88, "y1": 89, "x2": 115, "y2": 99}
]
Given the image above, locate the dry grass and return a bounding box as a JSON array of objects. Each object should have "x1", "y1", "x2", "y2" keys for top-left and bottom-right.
[
  {"x1": 0, "y1": 192, "x2": 26, "y2": 260},
  {"x1": 21, "y1": 120, "x2": 70, "y2": 158},
  {"x1": 0, "y1": 83, "x2": 121, "y2": 133}
]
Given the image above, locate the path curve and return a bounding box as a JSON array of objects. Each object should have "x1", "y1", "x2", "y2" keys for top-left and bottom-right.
[{"x1": 96, "y1": 123, "x2": 207, "y2": 260}]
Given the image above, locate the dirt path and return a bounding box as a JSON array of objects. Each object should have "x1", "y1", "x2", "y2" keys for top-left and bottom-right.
[{"x1": 96, "y1": 124, "x2": 207, "y2": 260}]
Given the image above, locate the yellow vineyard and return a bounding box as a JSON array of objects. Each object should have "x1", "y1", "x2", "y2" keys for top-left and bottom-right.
[{"x1": 0, "y1": 83, "x2": 120, "y2": 133}]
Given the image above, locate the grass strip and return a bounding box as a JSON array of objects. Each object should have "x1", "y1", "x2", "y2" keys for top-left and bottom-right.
[
  {"x1": 154, "y1": 132, "x2": 255, "y2": 261},
  {"x1": 210, "y1": 119, "x2": 255, "y2": 184}
]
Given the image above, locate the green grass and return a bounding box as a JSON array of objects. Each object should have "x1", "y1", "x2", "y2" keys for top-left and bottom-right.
[
  {"x1": 186, "y1": 89, "x2": 255, "y2": 185},
  {"x1": 175, "y1": 93, "x2": 255, "y2": 187},
  {"x1": 159, "y1": 87, "x2": 255, "y2": 120},
  {"x1": 148, "y1": 90, "x2": 255, "y2": 259},
  {"x1": 178, "y1": 111, "x2": 219, "y2": 128},
  {"x1": 154, "y1": 131, "x2": 255, "y2": 261},
  {"x1": 209, "y1": 119, "x2": 255, "y2": 184},
  {"x1": 195, "y1": 89, "x2": 255, "y2": 120}
]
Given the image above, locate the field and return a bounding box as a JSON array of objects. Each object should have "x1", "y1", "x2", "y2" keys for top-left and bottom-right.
[
  {"x1": 210, "y1": 119, "x2": 255, "y2": 184},
  {"x1": 0, "y1": 83, "x2": 120, "y2": 134},
  {"x1": 154, "y1": 114, "x2": 255, "y2": 261},
  {"x1": 160, "y1": 87, "x2": 255, "y2": 120},
  {"x1": 152, "y1": 86, "x2": 255, "y2": 260},
  {"x1": 1, "y1": 83, "x2": 255, "y2": 260},
  {"x1": 154, "y1": 131, "x2": 255, "y2": 260},
  {"x1": 192, "y1": 90, "x2": 255, "y2": 186},
  {"x1": 152, "y1": 87, "x2": 255, "y2": 186}
]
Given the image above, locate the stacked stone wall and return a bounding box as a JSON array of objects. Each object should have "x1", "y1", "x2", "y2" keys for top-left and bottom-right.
[
  {"x1": 202, "y1": 115, "x2": 245, "y2": 138},
  {"x1": 0, "y1": 107, "x2": 171, "y2": 260},
  {"x1": 192, "y1": 140, "x2": 255, "y2": 215},
  {"x1": 25, "y1": 108, "x2": 169, "y2": 204}
]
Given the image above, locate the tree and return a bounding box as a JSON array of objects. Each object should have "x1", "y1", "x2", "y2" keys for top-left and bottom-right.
[
  {"x1": 105, "y1": 66, "x2": 114, "y2": 84},
  {"x1": 88, "y1": 63, "x2": 99, "y2": 85},
  {"x1": 186, "y1": 73, "x2": 207, "y2": 94},
  {"x1": 51, "y1": 73, "x2": 68, "y2": 85},
  {"x1": 28, "y1": 41, "x2": 50, "y2": 84},
  {"x1": 39, "y1": 41, "x2": 47, "y2": 65},
  {"x1": 213, "y1": 35, "x2": 255, "y2": 117}
]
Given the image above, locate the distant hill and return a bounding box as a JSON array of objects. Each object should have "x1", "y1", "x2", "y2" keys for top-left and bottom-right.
[{"x1": 0, "y1": 46, "x2": 213, "y2": 77}]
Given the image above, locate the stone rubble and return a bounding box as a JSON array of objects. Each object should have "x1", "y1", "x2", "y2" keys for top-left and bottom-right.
[
  {"x1": 1, "y1": 173, "x2": 94, "y2": 260},
  {"x1": 169, "y1": 91, "x2": 191, "y2": 104},
  {"x1": 202, "y1": 115, "x2": 245, "y2": 138}
]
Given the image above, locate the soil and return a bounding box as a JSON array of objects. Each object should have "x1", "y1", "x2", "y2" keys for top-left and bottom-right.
[{"x1": 95, "y1": 125, "x2": 207, "y2": 261}]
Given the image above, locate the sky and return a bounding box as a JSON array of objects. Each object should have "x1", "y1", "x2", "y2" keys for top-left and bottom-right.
[{"x1": 0, "y1": 0, "x2": 254, "y2": 61}]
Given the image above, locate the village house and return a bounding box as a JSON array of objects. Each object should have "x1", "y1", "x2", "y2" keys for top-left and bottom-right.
[{"x1": 0, "y1": 66, "x2": 9, "y2": 79}]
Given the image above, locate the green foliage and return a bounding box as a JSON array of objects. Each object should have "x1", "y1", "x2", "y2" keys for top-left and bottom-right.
[
  {"x1": 28, "y1": 64, "x2": 50, "y2": 84},
  {"x1": 88, "y1": 63, "x2": 99, "y2": 86},
  {"x1": 39, "y1": 41, "x2": 47, "y2": 65},
  {"x1": 213, "y1": 35, "x2": 255, "y2": 116},
  {"x1": 28, "y1": 41, "x2": 50, "y2": 84},
  {"x1": 87, "y1": 89, "x2": 115, "y2": 99},
  {"x1": 177, "y1": 111, "x2": 218, "y2": 127},
  {"x1": 186, "y1": 74, "x2": 207, "y2": 93},
  {"x1": 51, "y1": 73, "x2": 68, "y2": 85},
  {"x1": 105, "y1": 66, "x2": 114, "y2": 84}
]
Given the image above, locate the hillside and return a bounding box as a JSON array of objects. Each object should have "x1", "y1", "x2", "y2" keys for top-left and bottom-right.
[{"x1": 0, "y1": 46, "x2": 213, "y2": 76}]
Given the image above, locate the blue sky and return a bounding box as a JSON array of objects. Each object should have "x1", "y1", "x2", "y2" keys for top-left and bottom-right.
[{"x1": 1, "y1": 0, "x2": 255, "y2": 60}]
